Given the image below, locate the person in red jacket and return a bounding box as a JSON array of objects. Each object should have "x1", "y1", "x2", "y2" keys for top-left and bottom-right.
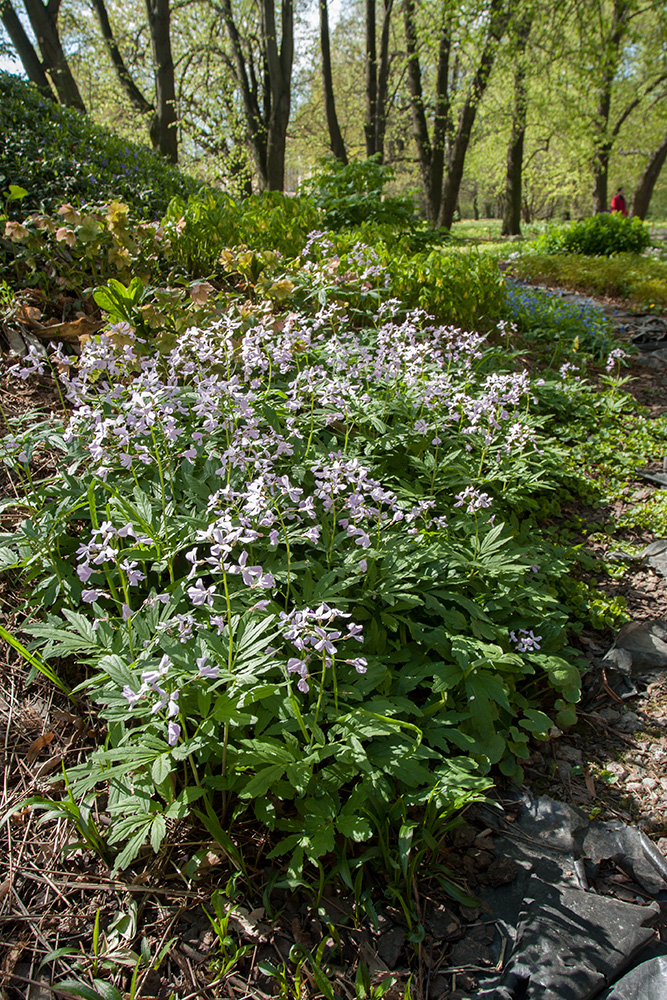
[{"x1": 611, "y1": 187, "x2": 628, "y2": 215}]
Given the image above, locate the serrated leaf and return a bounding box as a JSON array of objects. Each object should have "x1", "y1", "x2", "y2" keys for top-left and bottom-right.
[
  {"x1": 52, "y1": 979, "x2": 109, "y2": 1000},
  {"x1": 151, "y1": 755, "x2": 172, "y2": 785},
  {"x1": 150, "y1": 813, "x2": 167, "y2": 853},
  {"x1": 90, "y1": 982, "x2": 124, "y2": 1000},
  {"x1": 112, "y1": 826, "x2": 149, "y2": 873}
]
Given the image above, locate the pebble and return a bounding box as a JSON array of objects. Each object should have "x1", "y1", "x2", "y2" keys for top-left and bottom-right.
[
  {"x1": 642, "y1": 777, "x2": 658, "y2": 790},
  {"x1": 599, "y1": 708, "x2": 621, "y2": 722},
  {"x1": 619, "y1": 711, "x2": 643, "y2": 732},
  {"x1": 558, "y1": 745, "x2": 583, "y2": 765}
]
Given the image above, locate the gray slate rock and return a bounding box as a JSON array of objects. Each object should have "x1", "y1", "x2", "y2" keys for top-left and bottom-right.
[
  {"x1": 642, "y1": 540, "x2": 667, "y2": 579},
  {"x1": 602, "y1": 621, "x2": 667, "y2": 675},
  {"x1": 376, "y1": 926, "x2": 404, "y2": 968}
]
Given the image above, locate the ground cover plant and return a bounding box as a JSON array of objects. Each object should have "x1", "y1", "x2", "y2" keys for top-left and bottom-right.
[
  {"x1": 505, "y1": 281, "x2": 615, "y2": 359},
  {"x1": 3, "y1": 189, "x2": 667, "y2": 997},
  {"x1": 0, "y1": 72, "x2": 200, "y2": 219},
  {"x1": 507, "y1": 250, "x2": 667, "y2": 311},
  {"x1": 532, "y1": 213, "x2": 651, "y2": 257}
]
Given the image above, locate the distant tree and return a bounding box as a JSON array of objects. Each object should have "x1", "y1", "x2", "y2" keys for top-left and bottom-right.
[
  {"x1": 145, "y1": 0, "x2": 178, "y2": 161},
  {"x1": 320, "y1": 0, "x2": 347, "y2": 162},
  {"x1": 0, "y1": 0, "x2": 55, "y2": 98},
  {"x1": 631, "y1": 125, "x2": 667, "y2": 220},
  {"x1": 572, "y1": 0, "x2": 667, "y2": 213},
  {"x1": 365, "y1": 0, "x2": 393, "y2": 159},
  {"x1": 90, "y1": 0, "x2": 154, "y2": 116},
  {"x1": 217, "y1": 0, "x2": 294, "y2": 190},
  {"x1": 404, "y1": 0, "x2": 510, "y2": 227},
  {"x1": 501, "y1": 8, "x2": 533, "y2": 236},
  {"x1": 1, "y1": 0, "x2": 85, "y2": 108}
]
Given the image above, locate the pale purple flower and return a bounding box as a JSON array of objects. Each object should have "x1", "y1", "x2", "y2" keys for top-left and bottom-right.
[
  {"x1": 197, "y1": 656, "x2": 220, "y2": 679},
  {"x1": 454, "y1": 486, "x2": 493, "y2": 514},
  {"x1": 167, "y1": 721, "x2": 181, "y2": 746},
  {"x1": 122, "y1": 684, "x2": 144, "y2": 707},
  {"x1": 82, "y1": 588, "x2": 106, "y2": 603},
  {"x1": 606, "y1": 348, "x2": 627, "y2": 373},
  {"x1": 510, "y1": 629, "x2": 542, "y2": 653},
  {"x1": 188, "y1": 580, "x2": 216, "y2": 607}
]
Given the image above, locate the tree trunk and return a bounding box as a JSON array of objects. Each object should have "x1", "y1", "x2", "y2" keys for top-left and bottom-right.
[
  {"x1": 592, "y1": 129, "x2": 611, "y2": 214},
  {"x1": 429, "y1": 27, "x2": 451, "y2": 223},
  {"x1": 591, "y1": 0, "x2": 631, "y2": 213},
  {"x1": 438, "y1": 0, "x2": 509, "y2": 229},
  {"x1": 261, "y1": 0, "x2": 293, "y2": 190},
  {"x1": 219, "y1": 0, "x2": 269, "y2": 188},
  {"x1": 0, "y1": 0, "x2": 55, "y2": 98},
  {"x1": 365, "y1": 0, "x2": 377, "y2": 157},
  {"x1": 501, "y1": 13, "x2": 532, "y2": 237},
  {"x1": 631, "y1": 126, "x2": 667, "y2": 220},
  {"x1": 91, "y1": 0, "x2": 154, "y2": 117},
  {"x1": 22, "y1": 0, "x2": 86, "y2": 110},
  {"x1": 319, "y1": 0, "x2": 347, "y2": 163},
  {"x1": 145, "y1": 0, "x2": 178, "y2": 162},
  {"x1": 404, "y1": 0, "x2": 432, "y2": 214},
  {"x1": 404, "y1": 0, "x2": 450, "y2": 223},
  {"x1": 374, "y1": 0, "x2": 392, "y2": 160}
]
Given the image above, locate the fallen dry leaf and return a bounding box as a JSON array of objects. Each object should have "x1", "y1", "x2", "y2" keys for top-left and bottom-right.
[
  {"x1": 31, "y1": 316, "x2": 105, "y2": 342},
  {"x1": 26, "y1": 731, "x2": 55, "y2": 764},
  {"x1": 17, "y1": 304, "x2": 42, "y2": 326}
]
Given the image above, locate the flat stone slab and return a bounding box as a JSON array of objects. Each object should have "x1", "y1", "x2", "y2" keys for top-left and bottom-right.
[
  {"x1": 603, "y1": 620, "x2": 667, "y2": 675},
  {"x1": 643, "y1": 540, "x2": 667, "y2": 579}
]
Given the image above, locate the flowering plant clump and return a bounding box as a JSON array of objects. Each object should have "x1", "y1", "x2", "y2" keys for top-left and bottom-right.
[{"x1": 1, "y1": 238, "x2": 595, "y2": 876}]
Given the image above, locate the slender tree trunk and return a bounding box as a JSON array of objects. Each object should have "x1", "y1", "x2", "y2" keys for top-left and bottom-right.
[
  {"x1": 91, "y1": 0, "x2": 154, "y2": 116},
  {"x1": 591, "y1": 0, "x2": 631, "y2": 213},
  {"x1": 374, "y1": 0, "x2": 392, "y2": 160},
  {"x1": 631, "y1": 126, "x2": 667, "y2": 220},
  {"x1": 0, "y1": 0, "x2": 55, "y2": 98},
  {"x1": 22, "y1": 0, "x2": 86, "y2": 109},
  {"x1": 261, "y1": 0, "x2": 293, "y2": 190},
  {"x1": 404, "y1": 0, "x2": 432, "y2": 214},
  {"x1": 430, "y1": 26, "x2": 451, "y2": 223},
  {"x1": 145, "y1": 0, "x2": 178, "y2": 162},
  {"x1": 319, "y1": 0, "x2": 347, "y2": 163},
  {"x1": 592, "y1": 116, "x2": 612, "y2": 213},
  {"x1": 365, "y1": 0, "x2": 377, "y2": 157},
  {"x1": 438, "y1": 0, "x2": 509, "y2": 229},
  {"x1": 404, "y1": 0, "x2": 450, "y2": 222},
  {"x1": 219, "y1": 0, "x2": 268, "y2": 188},
  {"x1": 501, "y1": 13, "x2": 532, "y2": 237}
]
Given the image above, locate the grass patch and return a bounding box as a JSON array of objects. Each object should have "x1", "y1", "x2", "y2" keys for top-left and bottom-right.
[{"x1": 508, "y1": 251, "x2": 667, "y2": 310}]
